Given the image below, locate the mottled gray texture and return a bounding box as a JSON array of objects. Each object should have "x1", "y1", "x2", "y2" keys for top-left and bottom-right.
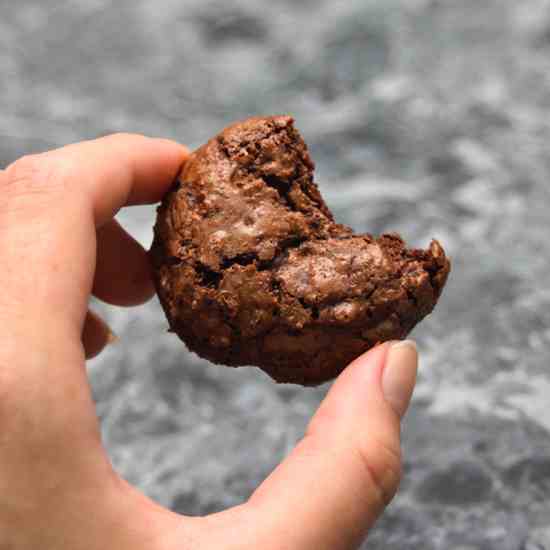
[{"x1": 2, "y1": 0, "x2": 550, "y2": 548}]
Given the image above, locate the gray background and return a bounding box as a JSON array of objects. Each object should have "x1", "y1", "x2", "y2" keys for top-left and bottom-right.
[{"x1": 2, "y1": 0, "x2": 550, "y2": 548}]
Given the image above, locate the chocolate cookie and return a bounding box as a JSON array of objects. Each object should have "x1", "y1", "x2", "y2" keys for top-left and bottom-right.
[{"x1": 151, "y1": 116, "x2": 450, "y2": 385}]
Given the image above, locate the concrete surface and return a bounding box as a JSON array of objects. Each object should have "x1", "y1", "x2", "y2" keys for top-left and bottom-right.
[{"x1": 2, "y1": 1, "x2": 550, "y2": 547}]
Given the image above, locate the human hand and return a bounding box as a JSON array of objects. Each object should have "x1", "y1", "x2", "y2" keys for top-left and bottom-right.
[{"x1": 0, "y1": 135, "x2": 418, "y2": 550}]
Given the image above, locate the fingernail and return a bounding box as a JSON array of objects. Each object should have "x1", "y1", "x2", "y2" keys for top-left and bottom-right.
[{"x1": 382, "y1": 340, "x2": 418, "y2": 418}]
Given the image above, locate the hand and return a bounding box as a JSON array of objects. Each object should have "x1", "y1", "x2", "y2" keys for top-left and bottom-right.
[{"x1": 0, "y1": 135, "x2": 418, "y2": 550}]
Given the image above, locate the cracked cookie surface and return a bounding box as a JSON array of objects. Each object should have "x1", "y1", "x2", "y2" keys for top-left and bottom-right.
[{"x1": 151, "y1": 115, "x2": 450, "y2": 385}]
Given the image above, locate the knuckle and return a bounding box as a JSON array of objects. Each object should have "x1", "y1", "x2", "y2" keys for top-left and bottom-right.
[
  {"x1": 355, "y1": 435, "x2": 402, "y2": 507},
  {"x1": 6, "y1": 154, "x2": 47, "y2": 181},
  {"x1": 3, "y1": 154, "x2": 72, "y2": 201}
]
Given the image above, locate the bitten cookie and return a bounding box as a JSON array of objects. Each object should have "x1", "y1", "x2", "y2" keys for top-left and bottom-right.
[{"x1": 151, "y1": 116, "x2": 450, "y2": 385}]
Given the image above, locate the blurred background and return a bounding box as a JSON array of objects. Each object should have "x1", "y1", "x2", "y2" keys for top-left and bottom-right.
[{"x1": 2, "y1": 0, "x2": 550, "y2": 548}]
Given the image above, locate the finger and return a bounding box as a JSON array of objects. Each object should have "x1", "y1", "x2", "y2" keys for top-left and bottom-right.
[
  {"x1": 238, "y1": 341, "x2": 418, "y2": 550},
  {"x1": 48, "y1": 134, "x2": 190, "y2": 227},
  {"x1": 82, "y1": 309, "x2": 118, "y2": 359},
  {"x1": 93, "y1": 219, "x2": 155, "y2": 307}
]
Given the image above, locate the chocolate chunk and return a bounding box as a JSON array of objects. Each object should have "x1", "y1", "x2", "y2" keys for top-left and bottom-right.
[{"x1": 151, "y1": 116, "x2": 450, "y2": 385}]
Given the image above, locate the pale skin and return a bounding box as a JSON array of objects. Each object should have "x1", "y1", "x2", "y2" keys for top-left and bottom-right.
[{"x1": 0, "y1": 134, "x2": 418, "y2": 550}]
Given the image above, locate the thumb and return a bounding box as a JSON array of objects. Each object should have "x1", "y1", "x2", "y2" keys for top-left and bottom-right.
[{"x1": 243, "y1": 341, "x2": 418, "y2": 550}]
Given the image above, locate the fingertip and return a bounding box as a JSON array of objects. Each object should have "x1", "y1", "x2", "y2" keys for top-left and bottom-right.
[
  {"x1": 328, "y1": 343, "x2": 390, "y2": 399},
  {"x1": 93, "y1": 219, "x2": 157, "y2": 307},
  {"x1": 348, "y1": 341, "x2": 391, "y2": 375},
  {"x1": 152, "y1": 137, "x2": 191, "y2": 159},
  {"x1": 144, "y1": 137, "x2": 190, "y2": 176},
  {"x1": 122, "y1": 136, "x2": 190, "y2": 206}
]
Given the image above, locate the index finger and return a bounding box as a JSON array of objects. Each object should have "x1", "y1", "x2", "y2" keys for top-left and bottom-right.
[{"x1": 46, "y1": 133, "x2": 189, "y2": 226}]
